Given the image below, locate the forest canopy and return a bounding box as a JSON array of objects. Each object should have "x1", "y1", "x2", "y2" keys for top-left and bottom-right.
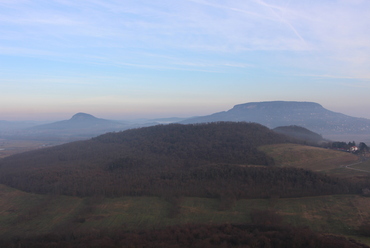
[{"x1": 0, "y1": 122, "x2": 366, "y2": 198}]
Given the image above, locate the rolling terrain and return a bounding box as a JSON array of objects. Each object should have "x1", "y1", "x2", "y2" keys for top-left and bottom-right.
[
  {"x1": 1, "y1": 122, "x2": 370, "y2": 246},
  {"x1": 1, "y1": 183, "x2": 370, "y2": 247},
  {"x1": 0, "y1": 122, "x2": 363, "y2": 199}
]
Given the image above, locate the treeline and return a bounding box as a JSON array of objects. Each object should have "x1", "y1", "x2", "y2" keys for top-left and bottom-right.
[
  {"x1": 1, "y1": 223, "x2": 367, "y2": 248},
  {"x1": 328, "y1": 141, "x2": 369, "y2": 153}
]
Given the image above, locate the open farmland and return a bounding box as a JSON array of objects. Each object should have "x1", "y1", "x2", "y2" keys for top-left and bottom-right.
[
  {"x1": 0, "y1": 139, "x2": 56, "y2": 158},
  {"x1": 1, "y1": 184, "x2": 370, "y2": 245},
  {"x1": 259, "y1": 143, "x2": 361, "y2": 174},
  {"x1": 347, "y1": 158, "x2": 370, "y2": 173}
]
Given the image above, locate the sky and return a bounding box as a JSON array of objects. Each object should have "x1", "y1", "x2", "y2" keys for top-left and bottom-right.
[{"x1": 0, "y1": 0, "x2": 369, "y2": 121}]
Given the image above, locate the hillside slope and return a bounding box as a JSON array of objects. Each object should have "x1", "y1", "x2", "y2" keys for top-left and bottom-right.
[
  {"x1": 273, "y1": 125, "x2": 326, "y2": 145},
  {"x1": 0, "y1": 122, "x2": 287, "y2": 196},
  {"x1": 0, "y1": 122, "x2": 361, "y2": 198}
]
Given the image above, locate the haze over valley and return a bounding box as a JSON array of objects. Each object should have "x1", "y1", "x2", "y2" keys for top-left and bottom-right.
[{"x1": 1, "y1": 101, "x2": 370, "y2": 144}]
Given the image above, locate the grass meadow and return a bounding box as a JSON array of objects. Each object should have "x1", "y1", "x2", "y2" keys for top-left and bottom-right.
[{"x1": 1, "y1": 184, "x2": 370, "y2": 245}]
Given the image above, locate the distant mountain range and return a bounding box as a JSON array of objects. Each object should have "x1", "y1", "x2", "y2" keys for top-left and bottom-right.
[
  {"x1": 29, "y1": 112, "x2": 123, "y2": 131},
  {"x1": 181, "y1": 101, "x2": 370, "y2": 139},
  {"x1": 21, "y1": 113, "x2": 127, "y2": 139},
  {"x1": 1, "y1": 101, "x2": 369, "y2": 142},
  {"x1": 0, "y1": 113, "x2": 188, "y2": 141}
]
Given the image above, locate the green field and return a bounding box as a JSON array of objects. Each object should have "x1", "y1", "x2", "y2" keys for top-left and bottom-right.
[
  {"x1": 1, "y1": 184, "x2": 370, "y2": 245},
  {"x1": 348, "y1": 159, "x2": 370, "y2": 172},
  {"x1": 259, "y1": 143, "x2": 367, "y2": 175}
]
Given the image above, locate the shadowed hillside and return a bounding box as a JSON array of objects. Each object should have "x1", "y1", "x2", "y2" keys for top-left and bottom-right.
[
  {"x1": 273, "y1": 125, "x2": 326, "y2": 146},
  {"x1": 0, "y1": 122, "x2": 284, "y2": 197}
]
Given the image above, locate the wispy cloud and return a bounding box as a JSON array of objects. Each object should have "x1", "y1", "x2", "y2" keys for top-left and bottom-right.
[
  {"x1": 0, "y1": 0, "x2": 368, "y2": 69},
  {"x1": 299, "y1": 73, "x2": 370, "y2": 81},
  {"x1": 253, "y1": 0, "x2": 306, "y2": 43},
  {"x1": 1, "y1": 0, "x2": 370, "y2": 120}
]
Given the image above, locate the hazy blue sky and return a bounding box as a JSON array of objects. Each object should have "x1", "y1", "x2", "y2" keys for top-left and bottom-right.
[{"x1": 1, "y1": 0, "x2": 369, "y2": 121}]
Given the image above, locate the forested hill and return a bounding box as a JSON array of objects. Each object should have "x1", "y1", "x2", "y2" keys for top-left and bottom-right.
[
  {"x1": 0, "y1": 122, "x2": 287, "y2": 172},
  {"x1": 93, "y1": 122, "x2": 289, "y2": 165},
  {"x1": 0, "y1": 122, "x2": 362, "y2": 198}
]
